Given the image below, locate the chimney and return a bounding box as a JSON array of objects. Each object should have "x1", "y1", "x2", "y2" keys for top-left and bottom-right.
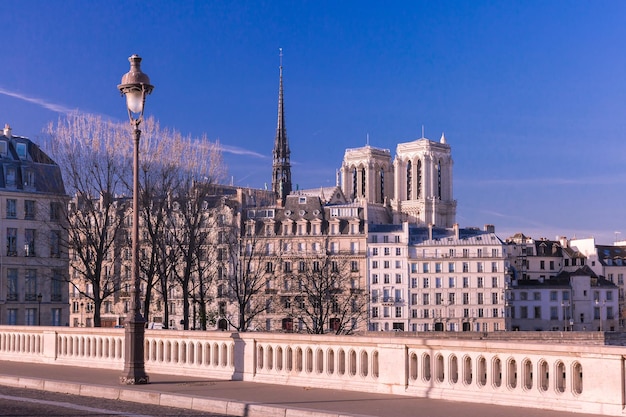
[
  {"x1": 428, "y1": 223, "x2": 433, "y2": 241},
  {"x1": 484, "y1": 224, "x2": 495, "y2": 233},
  {"x1": 453, "y1": 223, "x2": 460, "y2": 239},
  {"x1": 3, "y1": 124, "x2": 12, "y2": 139}
]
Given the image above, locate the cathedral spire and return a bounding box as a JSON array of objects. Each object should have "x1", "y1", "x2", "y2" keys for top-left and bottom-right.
[{"x1": 272, "y1": 48, "x2": 292, "y2": 204}]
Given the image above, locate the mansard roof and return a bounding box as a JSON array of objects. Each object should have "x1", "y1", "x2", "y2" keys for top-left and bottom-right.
[
  {"x1": 534, "y1": 239, "x2": 562, "y2": 257},
  {"x1": 0, "y1": 127, "x2": 65, "y2": 195},
  {"x1": 407, "y1": 225, "x2": 504, "y2": 246},
  {"x1": 295, "y1": 186, "x2": 347, "y2": 205},
  {"x1": 596, "y1": 245, "x2": 626, "y2": 267}
]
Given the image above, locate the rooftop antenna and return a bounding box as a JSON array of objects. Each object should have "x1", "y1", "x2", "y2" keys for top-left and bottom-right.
[
  {"x1": 279, "y1": 47, "x2": 283, "y2": 68},
  {"x1": 366, "y1": 133, "x2": 369, "y2": 146},
  {"x1": 421, "y1": 125, "x2": 425, "y2": 139}
]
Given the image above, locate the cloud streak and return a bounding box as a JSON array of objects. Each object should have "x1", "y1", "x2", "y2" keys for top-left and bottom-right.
[
  {"x1": 0, "y1": 86, "x2": 77, "y2": 115},
  {"x1": 219, "y1": 144, "x2": 266, "y2": 158}
]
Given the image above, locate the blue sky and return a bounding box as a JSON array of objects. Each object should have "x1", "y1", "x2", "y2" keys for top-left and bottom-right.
[{"x1": 2, "y1": 1, "x2": 626, "y2": 244}]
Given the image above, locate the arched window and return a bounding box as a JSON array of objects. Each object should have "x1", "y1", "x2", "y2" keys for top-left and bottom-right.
[
  {"x1": 416, "y1": 160, "x2": 422, "y2": 199},
  {"x1": 352, "y1": 168, "x2": 357, "y2": 199},
  {"x1": 406, "y1": 161, "x2": 412, "y2": 200},
  {"x1": 380, "y1": 168, "x2": 384, "y2": 202},
  {"x1": 437, "y1": 160, "x2": 442, "y2": 200},
  {"x1": 360, "y1": 167, "x2": 366, "y2": 197}
]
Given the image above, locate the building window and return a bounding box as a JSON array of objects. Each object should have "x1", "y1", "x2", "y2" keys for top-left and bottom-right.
[
  {"x1": 448, "y1": 262, "x2": 455, "y2": 273},
  {"x1": 25, "y1": 229, "x2": 35, "y2": 256},
  {"x1": 422, "y1": 294, "x2": 430, "y2": 305},
  {"x1": 477, "y1": 293, "x2": 484, "y2": 305},
  {"x1": 383, "y1": 260, "x2": 390, "y2": 269},
  {"x1": 435, "y1": 263, "x2": 442, "y2": 273},
  {"x1": 448, "y1": 277, "x2": 455, "y2": 288},
  {"x1": 372, "y1": 307, "x2": 379, "y2": 318},
  {"x1": 463, "y1": 277, "x2": 469, "y2": 288},
  {"x1": 351, "y1": 261, "x2": 359, "y2": 272},
  {"x1": 395, "y1": 307, "x2": 402, "y2": 318},
  {"x1": 372, "y1": 274, "x2": 379, "y2": 284},
  {"x1": 384, "y1": 274, "x2": 390, "y2": 284},
  {"x1": 491, "y1": 292, "x2": 498, "y2": 304},
  {"x1": 372, "y1": 248, "x2": 378, "y2": 256},
  {"x1": 423, "y1": 263, "x2": 429, "y2": 273},
  {"x1": 6, "y1": 227, "x2": 17, "y2": 256},
  {"x1": 477, "y1": 277, "x2": 483, "y2": 288},
  {"x1": 423, "y1": 277, "x2": 429, "y2": 288},
  {"x1": 396, "y1": 248, "x2": 401, "y2": 256},
  {"x1": 51, "y1": 308, "x2": 62, "y2": 326},
  {"x1": 540, "y1": 260, "x2": 545, "y2": 270},
  {"x1": 462, "y1": 262, "x2": 469, "y2": 273},
  {"x1": 50, "y1": 230, "x2": 61, "y2": 257},
  {"x1": 26, "y1": 309, "x2": 36, "y2": 326},
  {"x1": 550, "y1": 306, "x2": 558, "y2": 320},
  {"x1": 7, "y1": 309, "x2": 17, "y2": 325},
  {"x1": 298, "y1": 261, "x2": 306, "y2": 272},
  {"x1": 51, "y1": 270, "x2": 63, "y2": 302},
  {"x1": 25, "y1": 269, "x2": 37, "y2": 301},
  {"x1": 395, "y1": 274, "x2": 402, "y2": 284},
  {"x1": 372, "y1": 261, "x2": 378, "y2": 269},
  {"x1": 7, "y1": 269, "x2": 18, "y2": 301},
  {"x1": 6, "y1": 199, "x2": 16, "y2": 218},
  {"x1": 520, "y1": 306, "x2": 528, "y2": 319},
  {"x1": 24, "y1": 200, "x2": 36, "y2": 219},
  {"x1": 5, "y1": 168, "x2": 16, "y2": 187}
]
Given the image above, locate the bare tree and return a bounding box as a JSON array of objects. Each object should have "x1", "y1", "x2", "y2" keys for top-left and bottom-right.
[
  {"x1": 45, "y1": 114, "x2": 225, "y2": 328},
  {"x1": 225, "y1": 225, "x2": 276, "y2": 332},
  {"x1": 45, "y1": 113, "x2": 131, "y2": 327},
  {"x1": 161, "y1": 135, "x2": 224, "y2": 330},
  {"x1": 289, "y1": 244, "x2": 368, "y2": 334}
]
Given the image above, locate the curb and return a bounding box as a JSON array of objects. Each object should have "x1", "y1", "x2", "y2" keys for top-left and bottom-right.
[{"x1": 0, "y1": 375, "x2": 368, "y2": 417}]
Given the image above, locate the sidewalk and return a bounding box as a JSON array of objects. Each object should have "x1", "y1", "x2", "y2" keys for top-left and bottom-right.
[{"x1": 0, "y1": 361, "x2": 601, "y2": 417}]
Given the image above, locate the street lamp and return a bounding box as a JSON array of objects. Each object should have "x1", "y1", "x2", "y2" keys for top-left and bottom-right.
[
  {"x1": 37, "y1": 293, "x2": 42, "y2": 325},
  {"x1": 118, "y1": 54, "x2": 153, "y2": 385}
]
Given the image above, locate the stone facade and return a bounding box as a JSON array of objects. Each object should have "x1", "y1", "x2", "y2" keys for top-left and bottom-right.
[{"x1": 0, "y1": 125, "x2": 69, "y2": 326}]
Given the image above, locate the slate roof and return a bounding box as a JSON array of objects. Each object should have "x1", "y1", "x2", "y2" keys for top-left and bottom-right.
[
  {"x1": 596, "y1": 245, "x2": 626, "y2": 267},
  {"x1": 0, "y1": 130, "x2": 65, "y2": 195}
]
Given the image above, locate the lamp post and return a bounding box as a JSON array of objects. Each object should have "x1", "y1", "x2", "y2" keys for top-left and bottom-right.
[
  {"x1": 118, "y1": 54, "x2": 153, "y2": 385},
  {"x1": 37, "y1": 293, "x2": 42, "y2": 325}
]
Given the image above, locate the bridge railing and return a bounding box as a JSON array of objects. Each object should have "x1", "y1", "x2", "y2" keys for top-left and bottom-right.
[{"x1": 0, "y1": 326, "x2": 624, "y2": 416}]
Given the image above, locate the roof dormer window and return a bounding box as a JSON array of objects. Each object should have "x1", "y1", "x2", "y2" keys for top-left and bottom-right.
[
  {"x1": 16, "y1": 143, "x2": 27, "y2": 159},
  {"x1": 0, "y1": 141, "x2": 6, "y2": 157}
]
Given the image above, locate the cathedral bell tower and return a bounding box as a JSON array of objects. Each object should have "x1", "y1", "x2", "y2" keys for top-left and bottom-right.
[{"x1": 271, "y1": 48, "x2": 292, "y2": 205}]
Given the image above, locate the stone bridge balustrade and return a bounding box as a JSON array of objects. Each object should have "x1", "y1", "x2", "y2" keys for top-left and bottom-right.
[{"x1": 0, "y1": 326, "x2": 624, "y2": 416}]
